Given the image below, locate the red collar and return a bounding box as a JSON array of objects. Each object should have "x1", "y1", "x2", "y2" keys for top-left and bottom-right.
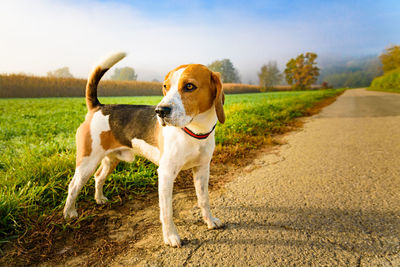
[{"x1": 182, "y1": 124, "x2": 217, "y2": 140}]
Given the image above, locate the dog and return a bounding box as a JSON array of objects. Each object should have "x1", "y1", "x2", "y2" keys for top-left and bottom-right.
[{"x1": 63, "y1": 52, "x2": 225, "y2": 247}]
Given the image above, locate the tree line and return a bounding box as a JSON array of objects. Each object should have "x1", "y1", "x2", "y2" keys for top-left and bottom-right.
[
  {"x1": 46, "y1": 65, "x2": 139, "y2": 81},
  {"x1": 8, "y1": 45, "x2": 398, "y2": 96},
  {"x1": 206, "y1": 54, "x2": 320, "y2": 90},
  {"x1": 318, "y1": 56, "x2": 382, "y2": 88},
  {"x1": 45, "y1": 53, "x2": 322, "y2": 91},
  {"x1": 257, "y1": 52, "x2": 321, "y2": 91}
]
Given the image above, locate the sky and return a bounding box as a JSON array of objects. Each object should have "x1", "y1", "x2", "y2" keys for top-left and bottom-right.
[{"x1": 0, "y1": 0, "x2": 399, "y2": 83}]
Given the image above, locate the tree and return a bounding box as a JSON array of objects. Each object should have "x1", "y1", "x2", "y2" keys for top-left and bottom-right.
[
  {"x1": 258, "y1": 61, "x2": 282, "y2": 91},
  {"x1": 284, "y1": 52, "x2": 320, "y2": 90},
  {"x1": 111, "y1": 67, "x2": 138, "y2": 81},
  {"x1": 47, "y1": 67, "x2": 73, "y2": 78},
  {"x1": 208, "y1": 59, "x2": 241, "y2": 83},
  {"x1": 380, "y1": 45, "x2": 400, "y2": 73}
]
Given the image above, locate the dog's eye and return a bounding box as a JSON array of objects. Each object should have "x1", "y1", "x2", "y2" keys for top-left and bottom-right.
[
  {"x1": 184, "y1": 83, "x2": 197, "y2": 91},
  {"x1": 163, "y1": 84, "x2": 167, "y2": 89}
]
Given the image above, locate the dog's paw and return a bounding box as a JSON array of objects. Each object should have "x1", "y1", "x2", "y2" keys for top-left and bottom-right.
[
  {"x1": 206, "y1": 217, "x2": 223, "y2": 229},
  {"x1": 95, "y1": 195, "x2": 108, "y2": 204},
  {"x1": 64, "y1": 208, "x2": 78, "y2": 219},
  {"x1": 164, "y1": 233, "x2": 182, "y2": 248}
]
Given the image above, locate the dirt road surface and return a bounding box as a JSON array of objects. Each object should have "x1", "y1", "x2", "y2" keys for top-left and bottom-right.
[{"x1": 49, "y1": 89, "x2": 400, "y2": 266}]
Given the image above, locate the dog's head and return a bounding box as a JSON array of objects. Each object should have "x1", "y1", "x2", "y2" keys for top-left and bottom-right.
[{"x1": 156, "y1": 64, "x2": 225, "y2": 127}]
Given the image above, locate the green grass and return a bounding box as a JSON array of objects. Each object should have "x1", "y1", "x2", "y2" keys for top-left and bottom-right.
[
  {"x1": 0, "y1": 89, "x2": 343, "y2": 244},
  {"x1": 367, "y1": 87, "x2": 400, "y2": 94},
  {"x1": 368, "y1": 68, "x2": 400, "y2": 93}
]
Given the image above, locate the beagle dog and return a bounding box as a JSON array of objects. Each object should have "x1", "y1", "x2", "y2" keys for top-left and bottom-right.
[{"x1": 63, "y1": 52, "x2": 225, "y2": 247}]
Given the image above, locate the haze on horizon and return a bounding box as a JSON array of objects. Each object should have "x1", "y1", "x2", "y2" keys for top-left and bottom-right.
[{"x1": 0, "y1": 0, "x2": 399, "y2": 83}]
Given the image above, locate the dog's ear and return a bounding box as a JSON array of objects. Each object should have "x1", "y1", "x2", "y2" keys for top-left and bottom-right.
[{"x1": 211, "y1": 71, "x2": 225, "y2": 124}]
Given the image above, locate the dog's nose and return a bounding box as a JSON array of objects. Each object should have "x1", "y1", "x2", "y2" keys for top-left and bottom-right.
[{"x1": 155, "y1": 105, "x2": 172, "y2": 118}]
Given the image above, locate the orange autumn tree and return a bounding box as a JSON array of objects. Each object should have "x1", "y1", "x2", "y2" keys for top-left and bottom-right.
[
  {"x1": 284, "y1": 52, "x2": 320, "y2": 90},
  {"x1": 380, "y1": 45, "x2": 400, "y2": 73}
]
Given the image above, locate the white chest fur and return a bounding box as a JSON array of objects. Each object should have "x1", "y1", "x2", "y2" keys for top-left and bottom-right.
[{"x1": 162, "y1": 126, "x2": 215, "y2": 170}]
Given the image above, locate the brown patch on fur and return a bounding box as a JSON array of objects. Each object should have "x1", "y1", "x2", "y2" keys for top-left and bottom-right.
[
  {"x1": 94, "y1": 164, "x2": 103, "y2": 177},
  {"x1": 100, "y1": 131, "x2": 124, "y2": 151},
  {"x1": 180, "y1": 65, "x2": 216, "y2": 116},
  {"x1": 76, "y1": 109, "x2": 98, "y2": 166},
  {"x1": 162, "y1": 65, "x2": 189, "y2": 96},
  {"x1": 95, "y1": 157, "x2": 120, "y2": 177},
  {"x1": 107, "y1": 158, "x2": 120, "y2": 175}
]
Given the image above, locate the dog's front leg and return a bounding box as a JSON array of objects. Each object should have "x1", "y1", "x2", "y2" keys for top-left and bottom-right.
[
  {"x1": 158, "y1": 163, "x2": 181, "y2": 247},
  {"x1": 193, "y1": 164, "x2": 223, "y2": 229}
]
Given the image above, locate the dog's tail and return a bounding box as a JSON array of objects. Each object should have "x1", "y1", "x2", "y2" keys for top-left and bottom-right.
[{"x1": 85, "y1": 52, "x2": 126, "y2": 110}]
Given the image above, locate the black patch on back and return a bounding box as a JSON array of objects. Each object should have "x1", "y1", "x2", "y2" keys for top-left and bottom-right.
[{"x1": 100, "y1": 105, "x2": 158, "y2": 147}]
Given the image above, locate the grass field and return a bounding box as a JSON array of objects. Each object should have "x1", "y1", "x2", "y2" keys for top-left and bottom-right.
[{"x1": 0, "y1": 89, "x2": 343, "y2": 248}]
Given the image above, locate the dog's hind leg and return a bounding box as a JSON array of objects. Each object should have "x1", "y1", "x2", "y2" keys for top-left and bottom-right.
[
  {"x1": 94, "y1": 155, "x2": 120, "y2": 204},
  {"x1": 64, "y1": 155, "x2": 103, "y2": 219}
]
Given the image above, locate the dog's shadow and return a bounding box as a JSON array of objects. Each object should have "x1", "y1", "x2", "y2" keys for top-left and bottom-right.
[{"x1": 194, "y1": 204, "x2": 399, "y2": 256}]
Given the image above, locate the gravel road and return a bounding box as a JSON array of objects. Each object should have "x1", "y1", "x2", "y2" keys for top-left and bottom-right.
[{"x1": 54, "y1": 89, "x2": 400, "y2": 266}]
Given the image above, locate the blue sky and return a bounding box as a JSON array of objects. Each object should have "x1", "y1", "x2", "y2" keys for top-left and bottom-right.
[{"x1": 0, "y1": 0, "x2": 399, "y2": 82}]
